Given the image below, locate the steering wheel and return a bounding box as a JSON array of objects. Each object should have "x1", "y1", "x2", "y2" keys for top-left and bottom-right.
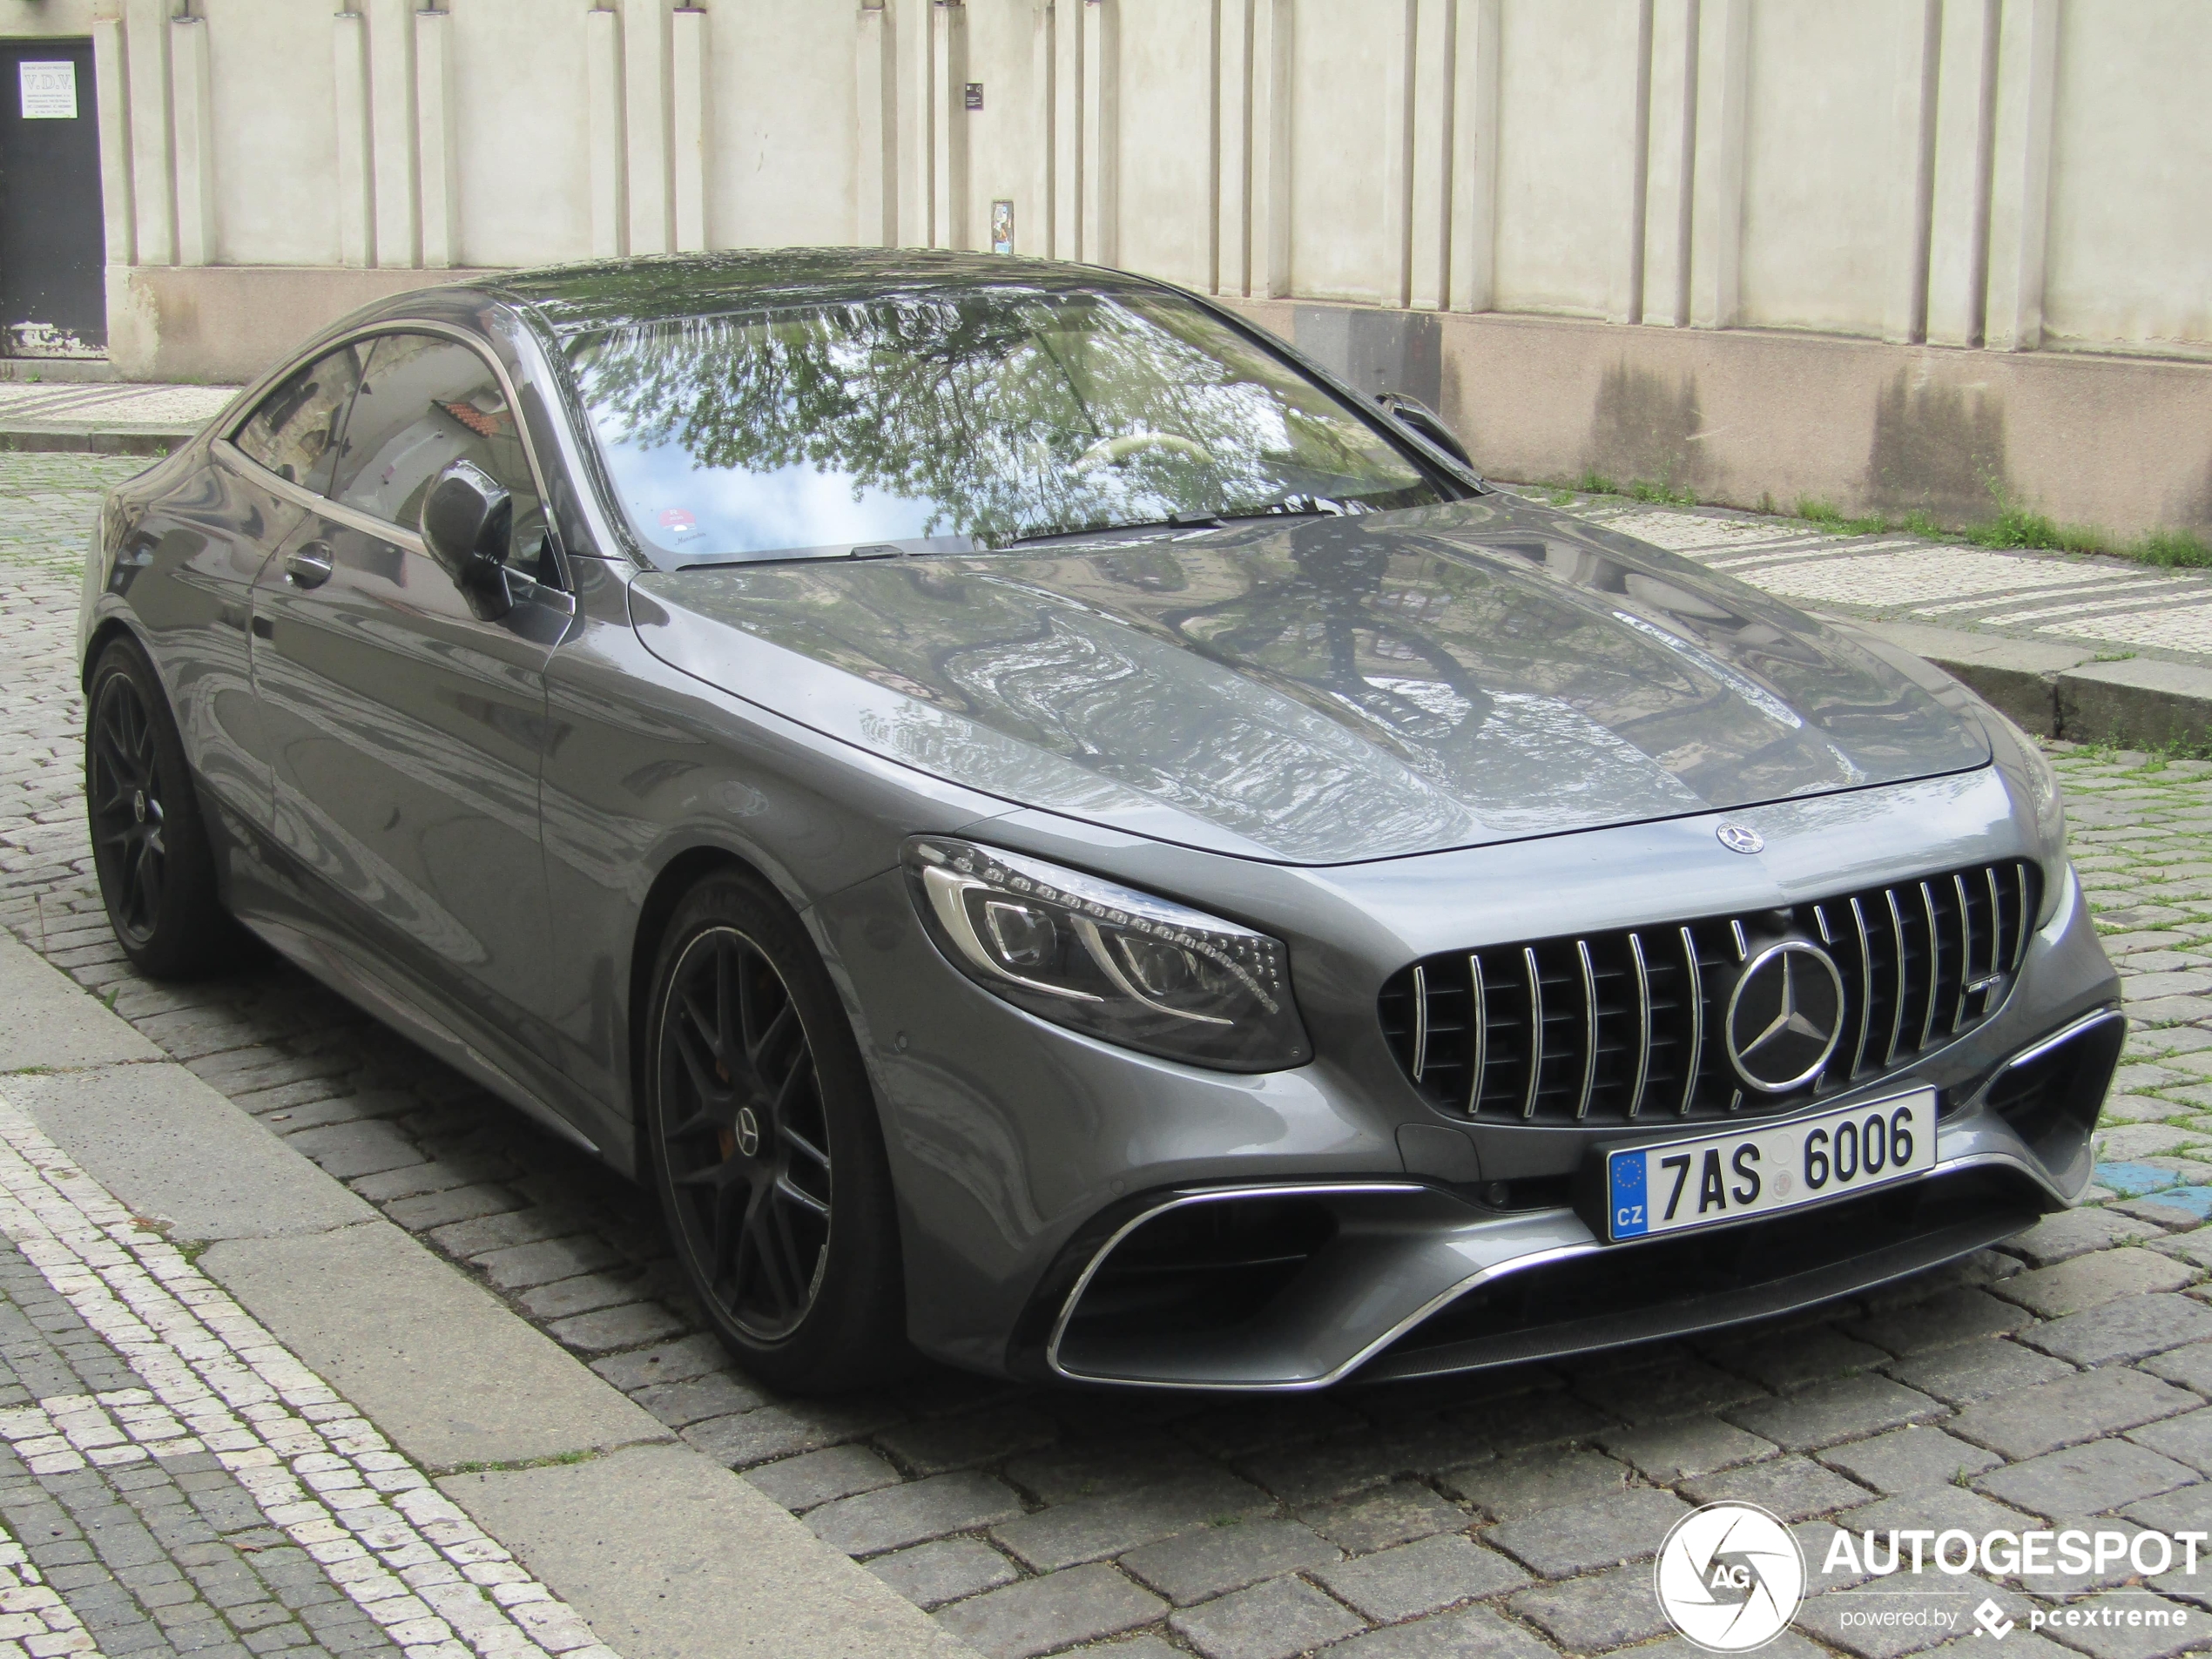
[{"x1": 1075, "y1": 431, "x2": 1217, "y2": 470}]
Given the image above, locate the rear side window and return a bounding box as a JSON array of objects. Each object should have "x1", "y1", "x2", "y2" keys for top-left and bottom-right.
[
  {"x1": 233, "y1": 344, "x2": 362, "y2": 492},
  {"x1": 330, "y1": 333, "x2": 546, "y2": 570}
]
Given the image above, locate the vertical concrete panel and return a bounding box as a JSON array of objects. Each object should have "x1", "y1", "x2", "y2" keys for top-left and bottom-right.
[
  {"x1": 1735, "y1": 0, "x2": 1903, "y2": 340},
  {"x1": 1925, "y1": 0, "x2": 1999, "y2": 348},
  {"x1": 1491, "y1": 0, "x2": 1640, "y2": 320},
  {"x1": 1446, "y1": 0, "x2": 1497, "y2": 314},
  {"x1": 1215, "y1": 0, "x2": 1250, "y2": 293},
  {"x1": 1116, "y1": 0, "x2": 1214, "y2": 292},
  {"x1": 2040, "y1": 0, "x2": 2212, "y2": 356},
  {"x1": 623, "y1": 0, "x2": 671, "y2": 255},
  {"x1": 1881, "y1": 0, "x2": 1939, "y2": 344},
  {"x1": 415, "y1": 10, "x2": 458, "y2": 270},
  {"x1": 1028, "y1": 1, "x2": 1056, "y2": 259},
  {"x1": 367, "y1": 0, "x2": 419, "y2": 268},
  {"x1": 1406, "y1": 0, "x2": 1454, "y2": 313},
  {"x1": 199, "y1": 0, "x2": 339, "y2": 266},
  {"x1": 930, "y1": 2, "x2": 968, "y2": 250},
  {"x1": 1639, "y1": 0, "x2": 1697, "y2": 327},
  {"x1": 706, "y1": 3, "x2": 854, "y2": 250},
  {"x1": 1249, "y1": 0, "x2": 1290, "y2": 298},
  {"x1": 446, "y1": 1, "x2": 591, "y2": 266},
  {"x1": 1378, "y1": 0, "x2": 1415, "y2": 311},
  {"x1": 898, "y1": 0, "x2": 933, "y2": 246},
  {"x1": 671, "y1": 7, "x2": 707, "y2": 252},
  {"x1": 1687, "y1": 0, "x2": 1746, "y2": 327},
  {"x1": 1984, "y1": 0, "x2": 2056, "y2": 352},
  {"x1": 333, "y1": 12, "x2": 374, "y2": 269},
  {"x1": 1616, "y1": 0, "x2": 1652, "y2": 326},
  {"x1": 168, "y1": 18, "x2": 213, "y2": 267},
  {"x1": 1053, "y1": 0, "x2": 1083, "y2": 259},
  {"x1": 125, "y1": 0, "x2": 173, "y2": 267},
  {"x1": 91, "y1": 19, "x2": 134, "y2": 267},
  {"x1": 959, "y1": 0, "x2": 1033, "y2": 258},
  {"x1": 586, "y1": 9, "x2": 627, "y2": 258},
  {"x1": 857, "y1": 6, "x2": 896, "y2": 247},
  {"x1": 1289, "y1": 0, "x2": 1387, "y2": 304},
  {"x1": 1081, "y1": 0, "x2": 1118, "y2": 266}
]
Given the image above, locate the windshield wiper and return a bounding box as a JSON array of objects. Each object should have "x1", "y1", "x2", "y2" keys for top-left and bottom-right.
[{"x1": 1002, "y1": 502, "x2": 1351, "y2": 550}]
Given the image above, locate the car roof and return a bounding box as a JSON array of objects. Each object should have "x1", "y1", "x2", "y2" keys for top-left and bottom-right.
[{"x1": 480, "y1": 248, "x2": 1163, "y2": 337}]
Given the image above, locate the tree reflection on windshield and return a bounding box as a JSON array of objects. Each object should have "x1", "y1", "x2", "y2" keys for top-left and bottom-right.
[{"x1": 566, "y1": 285, "x2": 1444, "y2": 568}]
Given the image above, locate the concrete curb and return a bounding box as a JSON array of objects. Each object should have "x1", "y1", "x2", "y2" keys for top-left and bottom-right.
[
  {"x1": 0, "y1": 931, "x2": 972, "y2": 1659},
  {"x1": 0, "y1": 428, "x2": 187, "y2": 456},
  {"x1": 1854, "y1": 618, "x2": 2212, "y2": 752}
]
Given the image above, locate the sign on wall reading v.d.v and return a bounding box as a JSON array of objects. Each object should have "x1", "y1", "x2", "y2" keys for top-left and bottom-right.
[{"x1": 18, "y1": 61, "x2": 78, "y2": 120}]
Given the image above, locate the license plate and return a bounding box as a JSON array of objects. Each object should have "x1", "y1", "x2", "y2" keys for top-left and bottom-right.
[{"x1": 1602, "y1": 1089, "x2": 1936, "y2": 1243}]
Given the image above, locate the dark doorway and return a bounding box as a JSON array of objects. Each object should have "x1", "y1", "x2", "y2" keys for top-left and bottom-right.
[{"x1": 0, "y1": 39, "x2": 105, "y2": 358}]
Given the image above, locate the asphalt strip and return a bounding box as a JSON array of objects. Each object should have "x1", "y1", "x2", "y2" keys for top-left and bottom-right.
[{"x1": 0, "y1": 930, "x2": 972, "y2": 1659}]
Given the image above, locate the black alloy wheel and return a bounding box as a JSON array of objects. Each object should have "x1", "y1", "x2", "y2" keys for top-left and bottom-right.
[
  {"x1": 84, "y1": 638, "x2": 239, "y2": 977},
  {"x1": 645, "y1": 872, "x2": 907, "y2": 1391}
]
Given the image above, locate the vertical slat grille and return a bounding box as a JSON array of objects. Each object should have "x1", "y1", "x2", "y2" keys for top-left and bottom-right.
[{"x1": 1379, "y1": 860, "x2": 2040, "y2": 1126}]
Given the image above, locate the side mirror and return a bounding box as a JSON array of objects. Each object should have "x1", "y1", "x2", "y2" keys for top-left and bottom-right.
[
  {"x1": 1376, "y1": 391, "x2": 1475, "y2": 472},
  {"x1": 421, "y1": 460, "x2": 514, "y2": 613}
]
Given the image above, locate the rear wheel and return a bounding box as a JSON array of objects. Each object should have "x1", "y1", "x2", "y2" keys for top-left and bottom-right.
[
  {"x1": 84, "y1": 637, "x2": 239, "y2": 978},
  {"x1": 644, "y1": 870, "x2": 907, "y2": 1392}
]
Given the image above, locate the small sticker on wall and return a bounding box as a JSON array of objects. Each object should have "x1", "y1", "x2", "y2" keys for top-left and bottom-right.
[
  {"x1": 992, "y1": 200, "x2": 1014, "y2": 257},
  {"x1": 18, "y1": 61, "x2": 78, "y2": 120}
]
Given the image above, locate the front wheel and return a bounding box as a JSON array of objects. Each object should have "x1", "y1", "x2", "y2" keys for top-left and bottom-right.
[
  {"x1": 84, "y1": 637, "x2": 241, "y2": 978},
  {"x1": 643, "y1": 870, "x2": 908, "y2": 1393}
]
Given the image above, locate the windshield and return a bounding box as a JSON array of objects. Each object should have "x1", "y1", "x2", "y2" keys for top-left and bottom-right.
[{"x1": 564, "y1": 283, "x2": 1448, "y2": 568}]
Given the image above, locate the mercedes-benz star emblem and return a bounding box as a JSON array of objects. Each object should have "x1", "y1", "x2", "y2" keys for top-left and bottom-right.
[
  {"x1": 1716, "y1": 823, "x2": 1764, "y2": 854},
  {"x1": 1724, "y1": 941, "x2": 1845, "y2": 1093},
  {"x1": 734, "y1": 1105, "x2": 762, "y2": 1158}
]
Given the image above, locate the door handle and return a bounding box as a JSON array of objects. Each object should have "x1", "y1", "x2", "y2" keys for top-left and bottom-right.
[{"x1": 285, "y1": 542, "x2": 334, "y2": 589}]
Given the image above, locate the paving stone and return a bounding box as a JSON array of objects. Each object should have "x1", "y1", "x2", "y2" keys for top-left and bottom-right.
[
  {"x1": 1167, "y1": 1575, "x2": 1364, "y2": 1659},
  {"x1": 1483, "y1": 1486, "x2": 1691, "y2": 1578},
  {"x1": 426, "y1": 1209, "x2": 573, "y2": 1260},
  {"x1": 2141, "y1": 1340, "x2": 2212, "y2": 1394},
  {"x1": 2124, "y1": 1406, "x2": 2212, "y2": 1475},
  {"x1": 1119, "y1": 1519, "x2": 1339, "y2": 1607},
  {"x1": 873, "y1": 1409, "x2": 1058, "y2": 1477},
  {"x1": 684, "y1": 1402, "x2": 897, "y2": 1470},
  {"x1": 278, "y1": 1123, "x2": 423, "y2": 1181},
  {"x1": 1321, "y1": 1603, "x2": 1557, "y2": 1659},
  {"x1": 1703, "y1": 1326, "x2": 1892, "y2": 1393},
  {"x1": 1848, "y1": 1288, "x2": 2031, "y2": 1355},
  {"x1": 2150, "y1": 1228, "x2": 2212, "y2": 1271},
  {"x1": 1439, "y1": 1445, "x2": 1631, "y2": 1520},
  {"x1": 1455, "y1": 1389, "x2": 1615, "y2": 1457},
  {"x1": 378, "y1": 1184, "x2": 516, "y2": 1232},
  {"x1": 1949, "y1": 1366, "x2": 2197, "y2": 1460},
  {"x1": 1976, "y1": 1439, "x2": 2200, "y2": 1518},
  {"x1": 1232, "y1": 1424, "x2": 1479, "y2": 1507},
  {"x1": 586, "y1": 1332, "x2": 730, "y2": 1392},
  {"x1": 1998, "y1": 1248, "x2": 2197, "y2": 1318},
  {"x1": 2100, "y1": 1124, "x2": 2209, "y2": 1161},
  {"x1": 1570, "y1": 1356, "x2": 1765, "y2": 1424},
  {"x1": 2023, "y1": 1292, "x2": 2212, "y2": 1366},
  {"x1": 1507, "y1": 1561, "x2": 1669, "y2": 1652},
  {"x1": 630, "y1": 1371, "x2": 770, "y2": 1430},
  {"x1": 1820, "y1": 1426, "x2": 2003, "y2": 1494},
  {"x1": 1597, "y1": 1417, "x2": 1777, "y2": 1482},
  {"x1": 1298, "y1": 1480, "x2": 1467, "y2": 1554},
  {"x1": 993, "y1": 1471, "x2": 1274, "y2": 1572},
  {"x1": 542, "y1": 1300, "x2": 685, "y2": 1352},
  {"x1": 865, "y1": 1538, "x2": 1019, "y2": 1610},
  {"x1": 1312, "y1": 1532, "x2": 1525, "y2": 1622},
  {"x1": 472, "y1": 1235, "x2": 625, "y2": 1291},
  {"x1": 1683, "y1": 1453, "x2": 1870, "y2": 1520},
  {"x1": 934, "y1": 1563, "x2": 1165, "y2": 1659},
  {"x1": 1725, "y1": 1373, "x2": 1943, "y2": 1452},
  {"x1": 806, "y1": 1470, "x2": 1023, "y2": 1555}
]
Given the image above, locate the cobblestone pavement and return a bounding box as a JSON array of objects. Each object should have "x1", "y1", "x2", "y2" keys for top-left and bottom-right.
[
  {"x1": 0, "y1": 1089, "x2": 614, "y2": 1659},
  {"x1": 10, "y1": 451, "x2": 2212, "y2": 1658}
]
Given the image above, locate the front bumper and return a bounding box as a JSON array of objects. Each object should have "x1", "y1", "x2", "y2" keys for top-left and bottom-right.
[{"x1": 817, "y1": 771, "x2": 2121, "y2": 1388}]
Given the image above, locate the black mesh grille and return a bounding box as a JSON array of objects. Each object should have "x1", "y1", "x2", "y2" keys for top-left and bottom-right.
[{"x1": 1379, "y1": 860, "x2": 2039, "y2": 1125}]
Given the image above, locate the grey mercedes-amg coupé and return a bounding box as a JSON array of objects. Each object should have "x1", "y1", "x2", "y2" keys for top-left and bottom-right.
[{"x1": 78, "y1": 252, "x2": 2121, "y2": 1393}]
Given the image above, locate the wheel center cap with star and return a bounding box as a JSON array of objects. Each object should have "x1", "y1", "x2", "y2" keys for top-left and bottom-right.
[{"x1": 1724, "y1": 941, "x2": 1846, "y2": 1092}]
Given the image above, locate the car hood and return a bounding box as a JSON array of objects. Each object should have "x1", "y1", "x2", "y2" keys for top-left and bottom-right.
[{"x1": 628, "y1": 496, "x2": 1990, "y2": 864}]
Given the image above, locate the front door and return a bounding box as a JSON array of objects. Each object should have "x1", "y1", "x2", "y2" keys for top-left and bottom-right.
[
  {"x1": 251, "y1": 329, "x2": 573, "y2": 1096},
  {"x1": 0, "y1": 39, "x2": 104, "y2": 357}
]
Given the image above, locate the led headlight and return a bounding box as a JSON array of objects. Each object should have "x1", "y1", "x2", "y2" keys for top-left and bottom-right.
[{"x1": 903, "y1": 836, "x2": 1312, "y2": 1072}]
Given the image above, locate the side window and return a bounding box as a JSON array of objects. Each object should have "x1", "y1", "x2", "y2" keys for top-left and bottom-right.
[
  {"x1": 331, "y1": 333, "x2": 550, "y2": 580},
  {"x1": 232, "y1": 344, "x2": 363, "y2": 493}
]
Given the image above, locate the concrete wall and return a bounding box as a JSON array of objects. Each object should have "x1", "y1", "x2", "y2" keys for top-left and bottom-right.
[{"x1": 8, "y1": 0, "x2": 2208, "y2": 538}]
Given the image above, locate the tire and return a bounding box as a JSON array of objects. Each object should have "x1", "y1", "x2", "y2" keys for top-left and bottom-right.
[
  {"x1": 84, "y1": 637, "x2": 243, "y2": 979},
  {"x1": 643, "y1": 868, "x2": 909, "y2": 1393}
]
